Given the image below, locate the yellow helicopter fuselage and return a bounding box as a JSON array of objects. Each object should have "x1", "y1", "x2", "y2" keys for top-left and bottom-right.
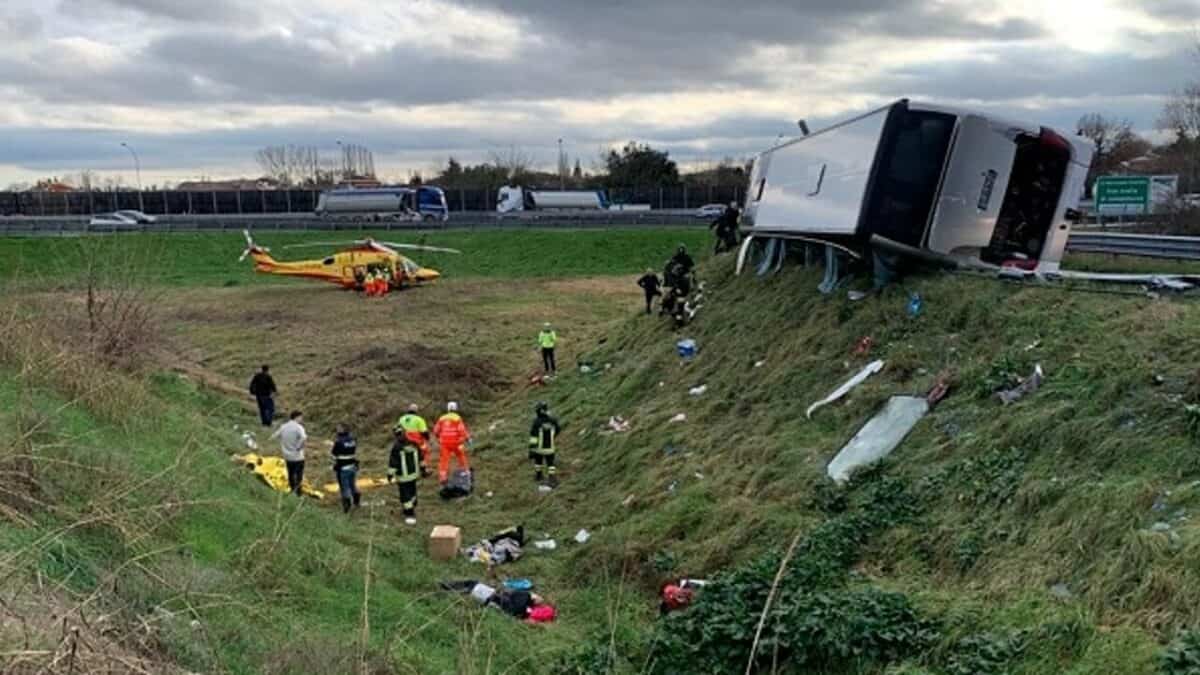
[{"x1": 249, "y1": 246, "x2": 441, "y2": 289}]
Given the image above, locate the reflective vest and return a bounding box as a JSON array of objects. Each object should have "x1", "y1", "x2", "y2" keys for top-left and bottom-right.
[
  {"x1": 538, "y1": 330, "x2": 557, "y2": 349},
  {"x1": 396, "y1": 413, "x2": 429, "y2": 447},
  {"x1": 388, "y1": 439, "x2": 420, "y2": 482},
  {"x1": 434, "y1": 413, "x2": 470, "y2": 447},
  {"x1": 528, "y1": 414, "x2": 559, "y2": 455}
]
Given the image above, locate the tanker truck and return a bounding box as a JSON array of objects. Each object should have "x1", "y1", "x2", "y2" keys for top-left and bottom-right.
[
  {"x1": 496, "y1": 185, "x2": 609, "y2": 213},
  {"x1": 315, "y1": 186, "x2": 449, "y2": 221}
]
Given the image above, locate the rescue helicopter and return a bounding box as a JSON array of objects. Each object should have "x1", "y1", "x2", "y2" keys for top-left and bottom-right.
[{"x1": 238, "y1": 230, "x2": 460, "y2": 290}]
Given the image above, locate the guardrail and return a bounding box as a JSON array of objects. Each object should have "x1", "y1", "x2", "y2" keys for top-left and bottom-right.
[{"x1": 1063, "y1": 232, "x2": 1200, "y2": 261}]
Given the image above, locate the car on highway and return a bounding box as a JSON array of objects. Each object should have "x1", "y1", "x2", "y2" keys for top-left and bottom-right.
[
  {"x1": 89, "y1": 212, "x2": 140, "y2": 227},
  {"x1": 695, "y1": 204, "x2": 726, "y2": 219},
  {"x1": 114, "y1": 209, "x2": 157, "y2": 224}
]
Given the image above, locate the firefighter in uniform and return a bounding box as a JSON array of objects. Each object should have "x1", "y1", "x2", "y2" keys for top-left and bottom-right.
[
  {"x1": 528, "y1": 401, "x2": 562, "y2": 487},
  {"x1": 387, "y1": 427, "x2": 421, "y2": 525},
  {"x1": 395, "y1": 403, "x2": 433, "y2": 478}
]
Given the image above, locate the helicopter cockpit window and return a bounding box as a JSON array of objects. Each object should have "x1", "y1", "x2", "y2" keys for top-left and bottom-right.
[
  {"x1": 322, "y1": 257, "x2": 335, "y2": 265},
  {"x1": 402, "y1": 259, "x2": 419, "y2": 275}
]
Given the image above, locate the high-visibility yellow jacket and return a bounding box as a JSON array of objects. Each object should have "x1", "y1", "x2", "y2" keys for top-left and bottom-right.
[{"x1": 538, "y1": 330, "x2": 557, "y2": 349}]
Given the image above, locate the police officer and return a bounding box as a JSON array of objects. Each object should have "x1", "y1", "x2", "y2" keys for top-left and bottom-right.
[
  {"x1": 330, "y1": 423, "x2": 360, "y2": 514},
  {"x1": 637, "y1": 268, "x2": 661, "y2": 315},
  {"x1": 528, "y1": 401, "x2": 562, "y2": 488}
]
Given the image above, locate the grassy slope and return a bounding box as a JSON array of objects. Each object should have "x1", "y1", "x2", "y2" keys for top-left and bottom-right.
[
  {"x1": 518, "y1": 261, "x2": 1200, "y2": 673},
  {"x1": 5, "y1": 228, "x2": 1200, "y2": 673},
  {"x1": 0, "y1": 227, "x2": 709, "y2": 286}
]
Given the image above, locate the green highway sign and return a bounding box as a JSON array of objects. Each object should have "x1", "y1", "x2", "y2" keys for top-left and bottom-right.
[{"x1": 1095, "y1": 175, "x2": 1150, "y2": 215}]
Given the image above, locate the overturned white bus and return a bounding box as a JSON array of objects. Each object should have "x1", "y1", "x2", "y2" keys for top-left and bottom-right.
[{"x1": 739, "y1": 99, "x2": 1094, "y2": 276}]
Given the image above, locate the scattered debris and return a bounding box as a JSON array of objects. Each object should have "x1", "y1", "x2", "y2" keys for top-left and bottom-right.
[
  {"x1": 487, "y1": 420, "x2": 505, "y2": 432},
  {"x1": 504, "y1": 578, "x2": 533, "y2": 591},
  {"x1": 1154, "y1": 374, "x2": 1166, "y2": 386},
  {"x1": 1150, "y1": 521, "x2": 1173, "y2": 533},
  {"x1": 827, "y1": 396, "x2": 930, "y2": 483},
  {"x1": 669, "y1": 413, "x2": 687, "y2": 423},
  {"x1": 852, "y1": 336, "x2": 874, "y2": 357},
  {"x1": 693, "y1": 472, "x2": 704, "y2": 480},
  {"x1": 606, "y1": 416, "x2": 631, "y2": 433},
  {"x1": 753, "y1": 360, "x2": 766, "y2": 368},
  {"x1": 676, "y1": 339, "x2": 697, "y2": 358},
  {"x1": 574, "y1": 529, "x2": 591, "y2": 544},
  {"x1": 533, "y1": 539, "x2": 557, "y2": 551},
  {"x1": 847, "y1": 290, "x2": 868, "y2": 302},
  {"x1": 465, "y1": 537, "x2": 523, "y2": 565},
  {"x1": 1152, "y1": 494, "x2": 1169, "y2": 512},
  {"x1": 996, "y1": 364, "x2": 1044, "y2": 405},
  {"x1": 806, "y1": 359, "x2": 885, "y2": 419},
  {"x1": 688, "y1": 384, "x2": 708, "y2": 396},
  {"x1": 486, "y1": 491, "x2": 495, "y2": 498},
  {"x1": 622, "y1": 494, "x2": 636, "y2": 507},
  {"x1": 1049, "y1": 583, "x2": 1073, "y2": 600},
  {"x1": 1024, "y1": 340, "x2": 1041, "y2": 351},
  {"x1": 942, "y1": 421, "x2": 962, "y2": 438},
  {"x1": 667, "y1": 480, "x2": 678, "y2": 493},
  {"x1": 907, "y1": 292, "x2": 923, "y2": 317},
  {"x1": 663, "y1": 443, "x2": 679, "y2": 455},
  {"x1": 660, "y1": 579, "x2": 709, "y2": 614},
  {"x1": 537, "y1": 485, "x2": 553, "y2": 493},
  {"x1": 658, "y1": 381, "x2": 666, "y2": 387},
  {"x1": 528, "y1": 373, "x2": 546, "y2": 387},
  {"x1": 926, "y1": 371, "x2": 953, "y2": 406},
  {"x1": 241, "y1": 431, "x2": 258, "y2": 450},
  {"x1": 579, "y1": 364, "x2": 593, "y2": 374}
]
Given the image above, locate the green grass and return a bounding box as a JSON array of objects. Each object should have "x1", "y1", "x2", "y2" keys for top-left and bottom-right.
[
  {"x1": 0, "y1": 227, "x2": 709, "y2": 287},
  {"x1": 5, "y1": 230, "x2": 1200, "y2": 673}
]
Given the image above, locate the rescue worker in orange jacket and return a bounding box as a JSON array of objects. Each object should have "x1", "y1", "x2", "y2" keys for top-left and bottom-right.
[
  {"x1": 364, "y1": 270, "x2": 377, "y2": 297},
  {"x1": 433, "y1": 401, "x2": 472, "y2": 484},
  {"x1": 395, "y1": 403, "x2": 433, "y2": 478},
  {"x1": 378, "y1": 267, "x2": 391, "y2": 296}
]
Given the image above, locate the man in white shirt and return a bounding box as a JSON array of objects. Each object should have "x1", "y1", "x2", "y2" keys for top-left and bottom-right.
[{"x1": 269, "y1": 410, "x2": 308, "y2": 495}]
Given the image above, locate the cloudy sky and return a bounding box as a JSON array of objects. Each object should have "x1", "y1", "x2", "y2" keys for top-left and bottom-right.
[{"x1": 1, "y1": 0, "x2": 1196, "y2": 187}]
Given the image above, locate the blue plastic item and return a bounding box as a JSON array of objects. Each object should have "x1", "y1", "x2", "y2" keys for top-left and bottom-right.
[
  {"x1": 907, "y1": 293, "x2": 923, "y2": 318},
  {"x1": 676, "y1": 339, "x2": 697, "y2": 358},
  {"x1": 503, "y1": 578, "x2": 533, "y2": 591}
]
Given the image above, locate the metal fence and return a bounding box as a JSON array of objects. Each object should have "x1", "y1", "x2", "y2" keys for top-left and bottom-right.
[{"x1": 0, "y1": 185, "x2": 745, "y2": 217}]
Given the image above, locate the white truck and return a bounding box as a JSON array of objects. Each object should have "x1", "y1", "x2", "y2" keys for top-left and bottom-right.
[
  {"x1": 316, "y1": 186, "x2": 449, "y2": 221},
  {"x1": 496, "y1": 186, "x2": 609, "y2": 213},
  {"x1": 740, "y1": 99, "x2": 1094, "y2": 274}
]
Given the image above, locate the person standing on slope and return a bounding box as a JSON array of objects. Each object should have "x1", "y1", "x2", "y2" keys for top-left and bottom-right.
[
  {"x1": 248, "y1": 364, "x2": 277, "y2": 427},
  {"x1": 330, "y1": 423, "x2": 360, "y2": 513},
  {"x1": 637, "y1": 268, "x2": 661, "y2": 315},
  {"x1": 433, "y1": 401, "x2": 472, "y2": 485},
  {"x1": 395, "y1": 403, "x2": 433, "y2": 478},
  {"x1": 537, "y1": 322, "x2": 558, "y2": 377},
  {"x1": 387, "y1": 427, "x2": 421, "y2": 525},
  {"x1": 528, "y1": 401, "x2": 562, "y2": 488},
  {"x1": 269, "y1": 410, "x2": 307, "y2": 495}
]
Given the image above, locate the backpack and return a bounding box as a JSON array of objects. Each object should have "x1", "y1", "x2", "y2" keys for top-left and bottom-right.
[{"x1": 439, "y1": 469, "x2": 473, "y2": 500}]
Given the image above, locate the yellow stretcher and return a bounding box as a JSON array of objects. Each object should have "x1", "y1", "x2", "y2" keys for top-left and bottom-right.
[{"x1": 232, "y1": 454, "x2": 393, "y2": 501}]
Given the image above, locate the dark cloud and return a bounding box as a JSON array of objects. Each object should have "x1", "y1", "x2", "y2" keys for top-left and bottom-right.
[
  {"x1": 59, "y1": 0, "x2": 252, "y2": 23},
  {"x1": 862, "y1": 47, "x2": 1189, "y2": 102}
]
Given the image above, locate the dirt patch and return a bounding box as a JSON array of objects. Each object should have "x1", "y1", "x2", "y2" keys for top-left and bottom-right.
[{"x1": 297, "y1": 344, "x2": 508, "y2": 445}]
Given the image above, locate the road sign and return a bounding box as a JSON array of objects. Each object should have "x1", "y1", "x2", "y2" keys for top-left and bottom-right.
[{"x1": 1095, "y1": 176, "x2": 1150, "y2": 215}]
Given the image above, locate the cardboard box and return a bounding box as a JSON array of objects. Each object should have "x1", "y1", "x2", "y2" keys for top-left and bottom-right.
[{"x1": 429, "y1": 525, "x2": 461, "y2": 561}]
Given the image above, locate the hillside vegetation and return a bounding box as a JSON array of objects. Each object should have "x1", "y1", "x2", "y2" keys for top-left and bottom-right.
[{"x1": 2, "y1": 229, "x2": 1200, "y2": 674}]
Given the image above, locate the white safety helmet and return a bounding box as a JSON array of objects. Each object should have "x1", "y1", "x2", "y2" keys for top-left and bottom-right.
[{"x1": 447, "y1": 401, "x2": 459, "y2": 412}]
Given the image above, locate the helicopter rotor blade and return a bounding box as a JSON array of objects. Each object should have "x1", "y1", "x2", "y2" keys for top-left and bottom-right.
[
  {"x1": 281, "y1": 241, "x2": 367, "y2": 250},
  {"x1": 378, "y1": 241, "x2": 462, "y2": 254}
]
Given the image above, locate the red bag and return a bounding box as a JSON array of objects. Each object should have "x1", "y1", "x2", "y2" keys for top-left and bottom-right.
[
  {"x1": 660, "y1": 584, "x2": 694, "y2": 612},
  {"x1": 527, "y1": 604, "x2": 556, "y2": 623}
]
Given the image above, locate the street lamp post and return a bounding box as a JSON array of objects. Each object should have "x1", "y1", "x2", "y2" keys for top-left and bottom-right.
[
  {"x1": 558, "y1": 138, "x2": 564, "y2": 190},
  {"x1": 336, "y1": 140, "x2": 345, "y2": 184},
  {"x1": 120, "y1": 142, "x2": 143, "y2": 211}
]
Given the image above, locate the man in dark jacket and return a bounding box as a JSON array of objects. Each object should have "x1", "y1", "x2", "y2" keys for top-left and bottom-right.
[
  {"x1": 331, "y1": 423, "x2": 360, "y2": 513},
  {"x1": 711, "y1": 203, "x2": 740, "y2": 253},
  {"x1": 248, "y1": 365, "x2": 277, "y2": 427},
  {"x1": 388, "y1": 428, "x2": 421, "y2": 525},
  {"x1": 636, "y1": 268, "x2": 661, "y2": 315},
  {"x1": 671, "y1": 245, "x2": 695, "y2": 276},
  {"x1": 528, "y1": 401, "x2": 562, "y2": 487}
]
